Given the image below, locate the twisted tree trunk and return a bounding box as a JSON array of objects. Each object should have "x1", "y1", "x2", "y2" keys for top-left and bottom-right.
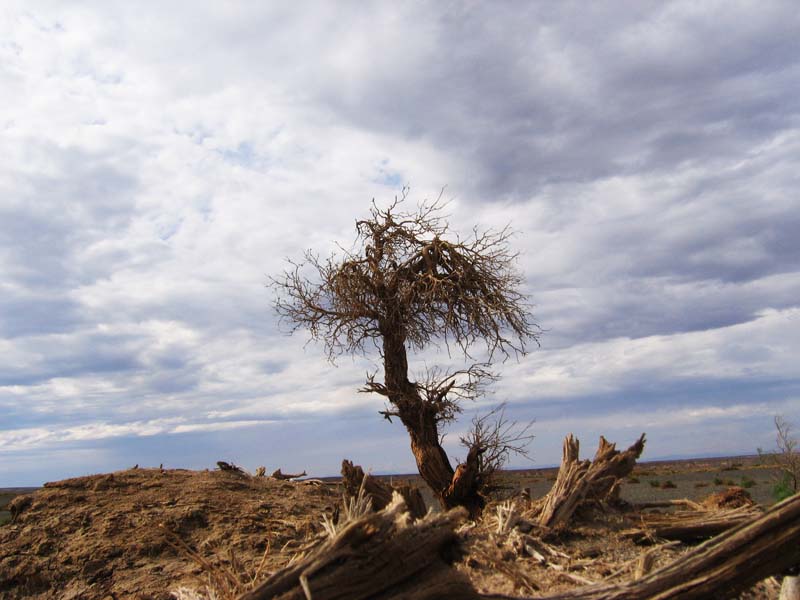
[{"x1": 382, "y1": 330, "x2": 484, "y2": 516}]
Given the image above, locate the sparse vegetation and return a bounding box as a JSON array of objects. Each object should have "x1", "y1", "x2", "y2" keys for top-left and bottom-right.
[
  {"x1": 773, "y1": 474, "x2": 795, "y2": 502},
  {"x1": 661, "y1": 480, "x2": 677, "y2": 489},
  {"x1": 758, "y1": 415, "x2": 799, "y2": 502},
  {"x1": 649, "y1": 479, "x2": 660, "y2": 487}
]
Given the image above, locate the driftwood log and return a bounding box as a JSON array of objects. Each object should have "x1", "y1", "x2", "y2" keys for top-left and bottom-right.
[
  {"x1": 237, "y1": 494, "x2": 478, "y2": 600},
  {"x1": 622, "y1": 504, "x2": 763, "y2": 543},
  {"x1": 487, "y1": 491, "x2": 800, "y2": 600},
  {"x1": 533, "y1": 434, "x2": 646, "y2": 529},
  {"x1": 216, "y1": 461, "x2": 247, "y2": 475},
  {"x1": 271, "y1": 469, "x2": 307, "y2": 480},
  {"x1": 341, "y1": 459, "x2": 427, "y2": 519}
]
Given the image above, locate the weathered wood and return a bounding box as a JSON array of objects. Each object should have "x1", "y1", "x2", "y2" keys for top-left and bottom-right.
[
  {"x1": 270, "y1": 469, "x2": 307, "y2": 480},
  {"x1": 341, "y1": 460, "x2": 393, "y2": 509},
  {"x1": 237, "y1": 495, "x2": 478, "y2": 600},
  {"x1": 781, "y1": 576, "x2": 800, "y2": 600},
  {"x1": 395, "y1": 483, "x2": 428, "y2": 520},
  {"x1": 622, "y1": 505, "x2": 762, "y2": 543},
  {"x1": 534, "y1": 434, "x2": 646, "y2": 529},
  {"x1": 217, "y1": 461, "x2": 247, "y2": 475},
  {"x1": 631, "y1": 499, "x2": 704, "y2": 511},
  {"x1": 485, "y1": 491, "x2": 800, "y2": 600},
  {"x1": 341, "y1": 459, "x2": 427, "y2": 519}
]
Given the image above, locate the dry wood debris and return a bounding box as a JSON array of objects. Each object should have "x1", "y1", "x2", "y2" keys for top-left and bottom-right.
[
  {"x1": 529, "y1": 434, "x2": 646, "y2": 529},
  {"x1": 217, "y1": 461, "x2": 247, "y2": 475},
  {"x1": 270, "y1": 469, "x2": 307, "y2": 481},
  {"x1": 230, "y1": 488, "x2": 800, "y2": 600},
  {"x1": 622, "y1": 503, "x2": 763, "y2": 543},
  {"x1": 340, "y1": 459, "x2": 427, "y2": 519},
  {"x1": 238, "y1": 493, "x2": 478, "y2": 600}
]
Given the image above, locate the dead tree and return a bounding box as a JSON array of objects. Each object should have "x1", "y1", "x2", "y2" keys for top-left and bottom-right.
[
  {"x1": 272, "y1": 194, "x2": 539, "y2": 515},
  {"x1": 532, "y1": 434, "x2": 646, "y2": 529},
  {"x1": 759, "y1": 415, "x2": 799, "y2": 496}
]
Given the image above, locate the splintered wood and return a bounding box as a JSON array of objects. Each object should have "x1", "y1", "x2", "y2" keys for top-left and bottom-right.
[
  {"x1": 237, "y1": 494, "x2": 478, "y2": 600},
  {"x1": 515, "y1": 491, "x2": 800, "y2": 600},
  {"x1": 234, "y1": 491, "x2": 800, "y2": 600},
  {"x1": 340, "y1": 459, "x2": 427, "y2": 519},
  {"x1": 623, "y1": 504, "x2": 763, "y2": 543},
  {"x1": 532, "y1": 434, "x2": 646, "y2": 529}
]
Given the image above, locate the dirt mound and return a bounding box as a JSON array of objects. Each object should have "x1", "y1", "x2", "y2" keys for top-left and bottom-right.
[
  {"x1": 702, "y1": 486, "x2": 755, "y2": 510},
  {"x1": 0, "y1": 469, "x2": 781, "y2": 600},
  {"x1": 0, "y1": 468, "x2": 339, "y2": 599}
]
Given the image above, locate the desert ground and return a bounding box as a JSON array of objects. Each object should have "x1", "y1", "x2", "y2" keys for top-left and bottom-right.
[{"x1": 0, "y1": 454, "x2": 792, "y2": 599}]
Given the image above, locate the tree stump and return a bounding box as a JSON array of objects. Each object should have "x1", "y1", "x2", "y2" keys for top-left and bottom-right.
[
  {"x1": 534, "y1": 434, "x2": 646, "y2": 529},
  {"x1": 341, "y1": 459, "x2": 427, "y2": 520}
]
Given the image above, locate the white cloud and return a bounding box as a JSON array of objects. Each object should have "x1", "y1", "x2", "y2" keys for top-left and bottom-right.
[
  {"x1": 0, "y1": 417, "x2": 276, "y2": 452},
  {"x1": 1, "y1": 2, "x2": 798, "y2": 483}
]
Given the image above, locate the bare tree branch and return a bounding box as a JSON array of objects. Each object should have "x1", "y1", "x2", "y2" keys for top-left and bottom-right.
[
  {"x1": 269, "y1": 193, "x2": 539, "y2": 514},
  {"x1": 270, "y1": 190, "x2": 541, "y2": 362},
  {"x1": 460, "y1": 403, "x2": 535, "y2": 492},
  {"x1": 758, "y1": 415, "x2": 799, "y2": 495}
]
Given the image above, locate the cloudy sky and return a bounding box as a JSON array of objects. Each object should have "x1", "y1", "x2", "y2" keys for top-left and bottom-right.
[{"x1": 2, "y1": 2, "x2": 799, "y2": 487}]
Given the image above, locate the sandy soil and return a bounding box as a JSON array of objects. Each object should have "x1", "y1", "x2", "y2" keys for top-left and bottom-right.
[{"x1": 0, "y1": 468, "x2": 339, "y2": 599}]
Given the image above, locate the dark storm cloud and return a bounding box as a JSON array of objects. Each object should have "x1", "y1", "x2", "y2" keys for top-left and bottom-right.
[
  {"x1": 0, "y1": 330, "x2": 143, "y2": 387},
  {"x1": 535, "y1": 277, "x2": 800, "y2": 347},
  {"x1": 527, "y1": 376, "x2": 800, "y2": 424},
  {"x1": 308, "y1": 3, "x2": 800, "y2": 199},
  {"x1": 0, "y1": 294, "x2": 84, "y2": 338},
  {"x1": 0, "y1": 141, "x2": 138, "y2": 291}
]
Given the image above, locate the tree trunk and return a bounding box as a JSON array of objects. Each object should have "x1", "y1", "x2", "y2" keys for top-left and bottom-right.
[{"x1": 381, "y1": 329, "x2": 484, "y2": 516}]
